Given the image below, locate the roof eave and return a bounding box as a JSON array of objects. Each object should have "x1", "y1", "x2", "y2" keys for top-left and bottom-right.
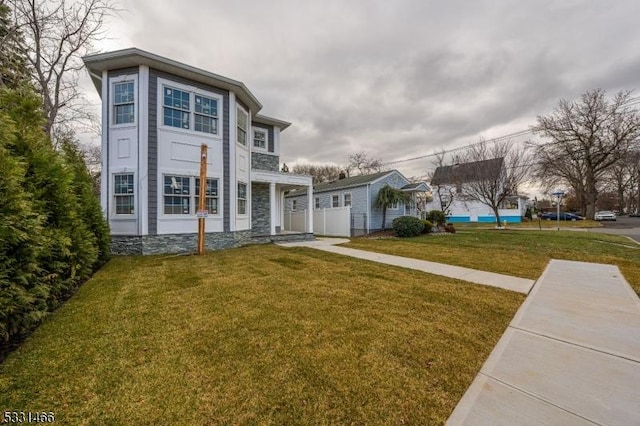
[
  {"x1": 82, "y1": 48, "x2": 263, "y2": 114},
  {"x1": 253, "y1": 114, "x2": 291, "y2": 130}
]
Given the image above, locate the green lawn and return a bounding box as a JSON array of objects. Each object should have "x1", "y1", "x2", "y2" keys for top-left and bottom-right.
[
  {"x1": 455, "y1": 219, "x2": 602, "y2": 229},
  {"x1": 0, "y1": 245, "x2": 523, "y2": 425},
  {"x1": 345, "y1": 230, "x2": 640, "y2": 294}
]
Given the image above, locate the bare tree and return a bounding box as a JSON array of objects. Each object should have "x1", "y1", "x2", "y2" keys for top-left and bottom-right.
[
  {"x1": 457, "y1": 140, "x2": 531, "y2": 226},
  {"x1": 532, "y1": 89, "x2": 640, "y2": 219},
  {"x1": 347, "y1": 152, "x2": 386, "y2": 176},
  {"x1": 429, "y1": 149, "x2": 457, "y2": 213},
  {"x1": 9, "y1": 0, "x2": 115, "y2": 140},
  {"x1": 291, "y1": 163, "x2": 343, "y2": 184}
]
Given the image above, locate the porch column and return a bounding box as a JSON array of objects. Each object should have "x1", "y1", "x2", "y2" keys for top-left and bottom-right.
[
  {"x1": 269, "y1": 183, "x2": 277, "y2": 236},
  {"x1": 306, "y1": 185, "x2": 314, "y2": 234}
]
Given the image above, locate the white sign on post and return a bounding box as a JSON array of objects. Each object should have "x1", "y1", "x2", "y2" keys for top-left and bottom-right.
[{"x1": 196, "y1": 210, "x2": 208, "y2": 218}]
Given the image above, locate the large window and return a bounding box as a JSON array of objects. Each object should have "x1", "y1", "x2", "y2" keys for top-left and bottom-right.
[
  {"x1": 164, "y1": 175, "x2": 191, "y2": 214},
  {"x1": 195, "y1": 178, "x2": 219, "y2": 214},
  {"x1": 194, "y1": 95, "x2": 218, "y2": 134},
  {"x1": 253, "y1": 128, "x2": 267, "y2": 149},
  {"x1": 237, "y1": 182, "x2": 247, "y2": 214},
  {"x1": 114, "y1": 81, "x2": 135, "y2": 125},
  {"x1": 237, "y1": 107, "x2": 248, "y2": 146},
  {"x1": 114, "y1": 173, "x2": 134, "y2": 214},
  {"x1": 163, "y1": 87, "x2": 190, "y2": 129}
]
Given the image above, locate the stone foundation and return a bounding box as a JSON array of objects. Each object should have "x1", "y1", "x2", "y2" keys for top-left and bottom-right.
[{"x1": 111, "y1": 232, "x2": 314, "y2": 255}]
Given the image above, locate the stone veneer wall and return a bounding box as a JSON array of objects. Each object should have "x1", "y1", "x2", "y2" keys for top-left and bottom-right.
[
  {"x1": 251, "y1": 152, "x2": 279, "y2": 172},
  {"x1": 110, "y1": 232, "x2": 314, "y2": 255},
  {"x1": 251, "y1": 183, "x2": 271, "y2": 235}
]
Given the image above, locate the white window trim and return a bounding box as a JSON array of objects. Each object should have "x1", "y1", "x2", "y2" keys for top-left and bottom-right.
[
  {"x1": 331, "y1": 194, "x2": 340, "y2": 208},
  {"x1": 343, "y1": 192, "x2": 352, "y2": 207},
  {"x1": 314, "y1": 197, "x2": 320, "y2": 209},
  {"x1": 158, "y1": 173, "x2": 223, "y2": 219},
  {"x1": 112, "y1": 171, "x2": 136, "y2": 218},
  {"x1": 292, "y1": 199, "x2": 297, "y2": 211},
  {"x1": 110, "y1": 75, "x2": 138, "y2": 128},
  {"x1": 252, "y1": 126, "x2": 269, "y2": 153},
  {"x1": 157, "y1": 77, "x2": 223, "y2": 140},
  {"x1": 236, "y1": 104, "x2": 249, "y2": 147},
  {"x1": 389, "y1": 201, "x2": 399, "y2": 210},
  {"x1": 237, "y1": 181, "x2": 248, "y2": 216}
]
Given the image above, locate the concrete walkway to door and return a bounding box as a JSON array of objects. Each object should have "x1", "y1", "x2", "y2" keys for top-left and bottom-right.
[{"x1": 277, "y1": 237, "x2": 535, "y2": 294}]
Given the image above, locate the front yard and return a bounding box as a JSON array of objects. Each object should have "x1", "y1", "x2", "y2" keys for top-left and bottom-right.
[
  {"x1": 345, "y1": 230, "x2": 640, "y2": 294},
  {"x1": 0, "y1": 245, "x2": 523, "y2": 425}
]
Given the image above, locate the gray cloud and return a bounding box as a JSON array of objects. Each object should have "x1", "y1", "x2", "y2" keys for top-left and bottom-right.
[{"x1": 92, "y1": 0, "x2": 640, "y2": 176}]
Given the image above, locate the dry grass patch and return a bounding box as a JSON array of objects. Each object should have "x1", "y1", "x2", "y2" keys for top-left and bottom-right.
[
  {"x1": 0, "y1": 245, "x2": 523, "y2": 425},
  {"x1": 345, "y1": 230, "x2": 640, "y2": 294}
]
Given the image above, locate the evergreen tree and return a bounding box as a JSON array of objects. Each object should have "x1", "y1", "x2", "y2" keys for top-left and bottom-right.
[{"x1": 0, "y1": 3, "x2": 30, "y2": 89}]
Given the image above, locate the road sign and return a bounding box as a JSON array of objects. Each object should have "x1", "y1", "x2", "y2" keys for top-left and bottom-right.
[{"x1": 196, "y1": 210, "x2": 208, "y2": 218}]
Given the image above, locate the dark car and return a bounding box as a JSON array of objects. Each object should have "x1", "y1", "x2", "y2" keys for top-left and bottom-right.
[{"x1": 539, "y1": 212, "x2": 585, "y2": 221}]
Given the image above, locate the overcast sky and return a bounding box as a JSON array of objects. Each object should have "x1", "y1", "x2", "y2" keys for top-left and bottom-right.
[{"x1": 85, "y1": 0, "x2": 640, "y2": 179}]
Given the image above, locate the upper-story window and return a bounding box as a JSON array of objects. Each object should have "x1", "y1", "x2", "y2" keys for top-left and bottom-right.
[
  {"x1": 194, "y1": 95, "x2": 218, "y2": 134},
  {"x1": 253, "y1": 128, "x2": 267, "y2": 150},
  {"x1": 113, "y1": 81, "x2": 135, "y2": 125},
  {"x1": 237, "y1": 107, "x2": 248, "y2": 146},
  {"x1": 163, "y1": 87, "x2": 190, "y2": 129},
  {"x1": 161, "y1": 83, "x2": 222, "y2": 136}
]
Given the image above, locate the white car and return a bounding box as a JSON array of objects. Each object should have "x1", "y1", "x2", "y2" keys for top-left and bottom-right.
[{"x1": 595, "y1": 210, "x2": 617, "y2": 221}]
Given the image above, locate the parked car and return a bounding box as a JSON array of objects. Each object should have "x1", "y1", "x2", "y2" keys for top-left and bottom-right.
[
  {"x1": 540, "y1": 212, "x2": 585, "y2": 221},
  {"x1": 594, "y1": 210, "x2": 617, "y2": 221},
  {"x1": 629, "y1": 211, "x2": 640, "y2": 218}
]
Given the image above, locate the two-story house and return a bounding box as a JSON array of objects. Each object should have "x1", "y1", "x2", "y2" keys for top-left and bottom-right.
[{"x1": 83, "y1": 48, "x2": 313, "y2": 254}]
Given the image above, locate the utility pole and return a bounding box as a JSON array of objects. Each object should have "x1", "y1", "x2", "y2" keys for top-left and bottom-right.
[{"x1": 197, "y1": 144, "x2": 208, "y2": 255}]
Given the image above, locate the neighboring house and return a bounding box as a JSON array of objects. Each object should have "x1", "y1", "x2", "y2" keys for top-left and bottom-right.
[
  {"x1": 83, "y1": 48, "x2": 313, "y2": 254},
  {"x1": 426, "y1": 158, "x2": 527, "y2": 223},
  {"x1": 284, "y1": 170, "x2": 429, "y2": 235}
]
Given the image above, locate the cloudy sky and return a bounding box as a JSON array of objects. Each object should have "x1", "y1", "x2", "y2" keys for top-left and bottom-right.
[{"x1": 84, "y1": 0, "x2": 640, "y2": 179}]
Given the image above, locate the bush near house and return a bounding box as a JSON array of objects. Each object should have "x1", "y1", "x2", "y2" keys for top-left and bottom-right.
[
  {"x1": 0, "y1": 87, "x2": 109, "y2": 352},
  {"x1": 392, "y1": 216, "x2": 425, "y2": 237},
  {"x1": 426, "y1": 210, "x2": 446, "y2": 227},
  {"x1": 422, "y1": 220, "x2": 433, "y2": 234}
]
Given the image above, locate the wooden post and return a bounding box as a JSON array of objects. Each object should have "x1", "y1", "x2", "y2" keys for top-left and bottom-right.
[{"x1": 197, "y1": 144, "x2": 207, "y2": 255}]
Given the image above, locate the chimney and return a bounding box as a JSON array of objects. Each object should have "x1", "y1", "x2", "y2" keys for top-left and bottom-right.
[{"x1": 338, "y1": 171, "x2": 346, "y2": 180}]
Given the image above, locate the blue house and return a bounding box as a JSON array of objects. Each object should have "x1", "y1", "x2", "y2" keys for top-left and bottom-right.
[{"x1": 284, "y1": 170, "x2": 429, "y2": 235}]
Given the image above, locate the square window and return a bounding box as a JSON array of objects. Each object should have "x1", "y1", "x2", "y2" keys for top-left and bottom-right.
[{"x1": 253, "y1": 129, "x2": 267, "y2": 149}]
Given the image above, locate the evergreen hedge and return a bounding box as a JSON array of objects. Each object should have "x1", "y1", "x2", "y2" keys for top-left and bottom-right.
[
  {"x1": 392, "y1": 216, "x2": 425, "y2": 237},
  {"x1": 0, "y1": 88, "x2": 110, "y2": 347}
]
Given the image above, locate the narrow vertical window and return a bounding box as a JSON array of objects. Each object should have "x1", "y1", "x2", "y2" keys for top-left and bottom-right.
[
  {"x1": 343, "y1": 193, "x2": 352, "y2": 207},
  {"x1": 237, "y1": 107, "x2": 248, "y2": 145},
  {"x1": 315, "y1": 197, "x2": 320, "y2": 209},
  {"x1": 114, "y1": 173, "x2": 135, "y2": 214},
  {"x1": 114, "y1": 81, "x2": 135, "y2": 125},
  {"x1": 332, "y1": 195, "x2": 339, "y2": 208},
  {"x1": 292, "y1": 200, "x2": 297, "y2": 211},
  {"x1": 237, "y1": 182, "x2": 247, "y2": 214}
]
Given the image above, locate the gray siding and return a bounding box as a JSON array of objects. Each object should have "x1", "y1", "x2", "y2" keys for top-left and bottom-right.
[
  {"x1": 148, "y1": 69, "x2": 231, "y2": 232},
  {"x1": 369, "y1": 171, "x2": 411, "y2": 230},
  {"x1": 251, "y1": 152, "x2": 279, "y2": 172},
  {"x1": 148, "y1": 71, "x2": 158, "y2": 234}
]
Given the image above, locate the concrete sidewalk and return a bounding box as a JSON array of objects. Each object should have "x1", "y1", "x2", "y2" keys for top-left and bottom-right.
[
  {"x1": 447, "y1": 259, "x2": 640, "y2": 425},
  {"x1": 277, "y1": 238, "x2": 535, "y2": 294}
]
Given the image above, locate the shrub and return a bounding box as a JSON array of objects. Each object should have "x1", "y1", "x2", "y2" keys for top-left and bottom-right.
[
  {"x1": 422, "y1": 220, "x2": 433, "y2": 234},
  {"x1": 426, "y1": 210, "x2": 446, "y2": 226},
  {"x1": 392, "y1": 216, "x2": 425, "y2": 237},
  {"x1": 444, "y1": 223, "x2": 456, "y2": 233}
]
